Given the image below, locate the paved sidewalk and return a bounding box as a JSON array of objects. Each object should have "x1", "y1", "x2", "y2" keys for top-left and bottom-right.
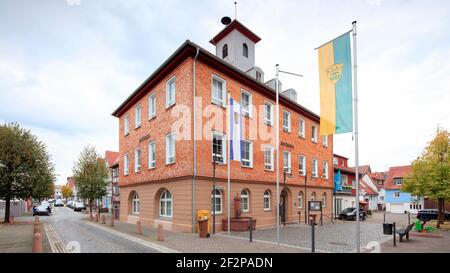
[
  {"x1": 377, "y1": 230, "x2": 450, "y2": 253},
  {"x1": 86, "y1": 214, "x2": 305, "y2": 253},
  {"x1": 0, "y1": 221, "x2": 51, "y2": 253}
]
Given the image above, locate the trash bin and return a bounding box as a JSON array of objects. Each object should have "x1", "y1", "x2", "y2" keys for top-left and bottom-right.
[
  {"x1": 197, "y1": 210, "x2": 210, "y2": 234},
  {"x1": 198, "y1": 219, "x2": 208, "y2": 238},
  {"x1": 383, "y1": 223, "x2": 393, "y2": 235}
]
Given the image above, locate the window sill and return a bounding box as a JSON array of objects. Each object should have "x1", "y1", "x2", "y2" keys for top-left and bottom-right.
[
  {"x1": 149, "y1": 115, "x2": 156, "y2": 121},
  {"x1": 311, "y1": 140, "x2": 318, "y2": 144},
  {"x1": 211, "y1": 213, "x2": 223, "y2": 216},
  {"x1": 264, "y1": 169, "x2": 274, "y2": 172},
  {"x1": 166, "y1": 161, "x2": 176, "y2": 166},
  {"x1": 124, "y1": 132, "x2": 129, "y2": 137},
  {"x1": 165, "y1": 102, "x2": 176, "y2": 110},
  {"x1": 283, "y1": 128, "x2": 291, "y2": 133},
  {"x1": 159, "y1": 216, "x2": 173, "y2": 221},
  {"x1": 264, "y1": 209, "x2": 271, "y2": 212},
  {"x1": 299, "y1": 135, "x2": 305, "y2": 139},
  {"x1": 241, "y1": 165, "x2": 253, "y2": 169},
  {"x1": 211, "y1": 101, "x2": 226, "y2": 108},
  {"x1": 148, "y1": 166, "x2": 156, "y2": 170},
  {"x1": 135, "y1": 125, "x2": 141, "y2": 130}
]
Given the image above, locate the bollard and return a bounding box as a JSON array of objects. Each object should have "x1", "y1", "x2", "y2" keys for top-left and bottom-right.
[
  {"x1": 89, "y1": 212, "x2": 93, "y2": 221},
  {"x1": 34, "y1": 222, "x2": 41, "y2": 235},
  {"x1": 383, "y1": 213, "x2": 386, "y2": 223},
  {"x1": 95, "y1": 213, "x2": 99, "y2": 222},
  {"x1": 109, "y1": 215, "x2": 114, "y2": 227},
  {"x1": 393, "y1": 222, "x2": 396, "y2": 246},
  {"x1": 298, "y1": 211, "x2": 301, "y2": 224},
  {"x1": 136, "y1": 220, "x2": 142, "y2": 235},
  {"x1": 9, "y1": 216, "x2": 14, "y2": 224},
  {"x1": 249, "y1": 217, "x2": 253, "y2": 243},
  {"x1": 101, "y1": 215, "x2": 105, "y2": 224},
  {"x1": 311, "y1": 220, "x2": 316, "y2": 253},
  {"x1": 157, "y1": 224, "x2": 165, "y2": 241},
  {"x1": 35, "y1": 215, "x2": 40, "y2": 223},
  {"x1": 32, "y1": 233, "x2": 43, "y2": 253}
]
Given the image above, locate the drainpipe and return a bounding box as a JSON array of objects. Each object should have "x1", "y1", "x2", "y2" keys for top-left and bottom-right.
[{"x1": 192, "y1": 47, "x2": 200, "y2": 233}]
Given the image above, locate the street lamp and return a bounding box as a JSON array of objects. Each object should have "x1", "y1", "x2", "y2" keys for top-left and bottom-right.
[
  {"x1": 282, "y1": 167, "x2": 293, "y2": 227},
  {"x1": 304, "y1": 171, "x2": 309, "y2": 224},
  {"x1": 212, "y1": 137, "x2": 221, "y2": 235}
]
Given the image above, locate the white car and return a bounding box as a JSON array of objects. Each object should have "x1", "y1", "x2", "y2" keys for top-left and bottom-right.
[
  {"x1": 55, "y1": 199, "x2": 64, "y2": 207},
  {"x1": 67, "y1": 201, "x2": 74, "y2": 208}
]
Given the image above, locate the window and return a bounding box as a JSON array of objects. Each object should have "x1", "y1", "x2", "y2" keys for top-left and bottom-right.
[
  {"x1": 243, "y1": 43, "x2": 248, "y2": 58},
  {"x1": 241, "y1": 189, "x2": 249, "y2": 212},
  {"x1": 393, "y1": 178, "x2": 403, "y2": 185},
  {"x1": 148, "y1": 141, "x2": 156, "y2": 169},
  {"x1": 241, "y1": 140, "x2": 253, "y2": 167},
  {"x1": 282, "y1": 111, "x2": 291, "y2": 132},
  {"x1": 132, "y1": 192, "x2": 140, "y2": 214},
  {"x1": 166, "y1": 76, "x2": 176, "y2": 108},
  {"x1": 264, "y1": 190, "x2": 271, "y2": 211},
  {"x1": 298, "y1": 119, "x2": 305, "y2": 138},
  {"x1": 323, "y1": 161, "x2": 329, "y2": 179},
  {"x1": 165, "y1": 133, "x2": 176, "y2": 164},
  {"x1": 134, "y1": 148, "x2": 141, "y2": 172},
  {"x1": 256, "y1": 71, "x2": 262, "y2": 82},
  {"x1": 283, "y1": 151, "x2": 291, "y2": 173},
  {"x1": 222, "y1": 44, "x2": 228, "y2": 58},
  {"x1": 322, "y1": 135, "x2": 328, "y2": 147},
  {"x1": 311, "y1": 192, "x2": 316, "y2": 201},
  {"x1": 312, "y1": 158, "x2": 318, "y2": 178},
  {"x1": 298, "y1": 192, "x2": 303, "y2": 208},
  {"x1": 124, "y1": 115, "x2": 129, "y2": 135},
  {"x1": 322, "y1": 193, "x2": 327, "y2": 208},
  {"x1": 264, "y1": 146, "x2": 274, "y2": 171},
  {"x1": 148, "y1": 93, "x2": 156, "y2": 119},
  {"x1": 211, "y1": 189, "x2": 222, "y2": 214},
  {"x1": 160, "y1": 190, "x2": 172, "y2": 217},
  {"x1": 135, "y1": 105, "x2": 142, "y2": 128},
  {"x1": 394, "y1": 192, "x2": 400, "y2": 198},
  {"x1": 212, "y1": 132, "x2": 226, "y2": 164},
  {"x1": 264, "y1": 102, "x2": 273, "y2": 125},
  {"x1": 123, "y1": 153, "x2": 129, "y2": 175},
  {"x1": 299, "y1": 155, "x2": 306, "y2": 176},
  {"x1": 241, "y1": 90, "x2": 252, "y2": 117},
  {"x1": 312, "y1": 125, "x2": 318, "y2": 142},
  {"x1": 212, "y1": 75, "x2": 226, "y2": 107}
]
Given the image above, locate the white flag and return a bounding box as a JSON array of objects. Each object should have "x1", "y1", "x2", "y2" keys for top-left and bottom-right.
[{"x1": 229, "y1": 97, "x2": 241, "y2": 161}]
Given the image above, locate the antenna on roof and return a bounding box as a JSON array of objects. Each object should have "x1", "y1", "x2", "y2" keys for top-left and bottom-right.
[
  {"x1": 221, "y1": 16, "x2": 232, "y2": 26},
  {"x1": 234, "y1": 1, "x2": 237, "y2": 20}
]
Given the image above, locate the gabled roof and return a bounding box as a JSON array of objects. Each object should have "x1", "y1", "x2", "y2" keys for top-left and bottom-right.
[
  {"x1": 360, "y1": 181, "x2": 378, "y2": 195},
  {"x1": 358, "y1": 165, "x2": 372, "y2": 175},
  {"x1": 105, "y1": 151, "x2": 119, "y2": 167},
  {"x1": 209, "y1": 20, "x2": 261, "y2": 45},
  {"x1": 384, "y1": 165, "x2": 412, "y2": 190},
  {"x1": 334, "y1": 165, "x2": 355, "y2": 175}
]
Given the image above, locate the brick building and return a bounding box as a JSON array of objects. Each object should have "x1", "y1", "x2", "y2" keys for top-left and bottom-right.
[{"x1": 112, "y1": 19, "x2": 333, "y2": 232}]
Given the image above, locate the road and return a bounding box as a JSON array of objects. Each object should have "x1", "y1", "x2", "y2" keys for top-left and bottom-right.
[{"x1": 36, "y1": 206, "x2": 160, "y2": 253}]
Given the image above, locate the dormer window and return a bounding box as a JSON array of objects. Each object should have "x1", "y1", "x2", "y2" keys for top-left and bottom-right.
[
  {"x1": 243, "y1": 43, "x2": 248, "y2": 58},
  {"x1": 222, "y1": 44, "x2": 228, "y2": 58}
]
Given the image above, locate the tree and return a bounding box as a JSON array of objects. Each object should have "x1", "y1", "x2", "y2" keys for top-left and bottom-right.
[
  {"x1": 0, "y1": 123, "x2": 55, "y2": 223},
  {"x1": 403, "y1": 127, "x2": 450, "y2": 228},
  {"x1": 61, "y1": 185, "x2": 73, "y2": 200},
  {"x1": 72, "y1": 145, "x2": 109, "y2": 217}
]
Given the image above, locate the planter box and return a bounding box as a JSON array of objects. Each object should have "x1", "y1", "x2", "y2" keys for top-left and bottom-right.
[{"x1": 222, "y1": 218, "x2": 256, "y2": 231}]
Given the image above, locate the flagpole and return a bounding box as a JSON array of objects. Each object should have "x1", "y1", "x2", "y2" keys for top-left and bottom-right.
[
  {"x1": 227, "y1": 91, "x2": 231, "y2": 236},
  {"x1": 275, "y1": 64, "x2": 280, "y2": 246},
  {"x1": 352, "y1": 20, "x2": 360, "y2": 253}
]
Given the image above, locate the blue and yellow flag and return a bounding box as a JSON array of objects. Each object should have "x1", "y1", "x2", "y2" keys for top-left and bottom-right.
[{"x1": 318, "y1": 32, "x2": 353, "y2": 136}]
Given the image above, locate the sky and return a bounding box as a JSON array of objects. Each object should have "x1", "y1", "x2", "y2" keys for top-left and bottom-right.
[{"x1": 1, "y1": 0, "x2": 449, "y2": 185}]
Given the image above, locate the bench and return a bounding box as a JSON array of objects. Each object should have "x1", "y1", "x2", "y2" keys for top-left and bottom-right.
[{"x1": 396, "y1": 223, "x2": 414, "y2": 242}]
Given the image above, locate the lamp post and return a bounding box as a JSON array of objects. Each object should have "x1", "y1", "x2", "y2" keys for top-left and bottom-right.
[
  {"x1": 212, "y1": 138, "x2": 219, "y2": 235},
  {"x1": 304, "y1": 171, "x2": 308, "y2": 224},
  {"x1": 282, "y1": 167, "x2": 293, "y2": 227}
]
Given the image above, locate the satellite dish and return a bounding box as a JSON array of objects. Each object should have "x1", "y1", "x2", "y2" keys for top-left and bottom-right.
[{"x1": 221, "y1": 16, "x2": 232, "y2": 26}]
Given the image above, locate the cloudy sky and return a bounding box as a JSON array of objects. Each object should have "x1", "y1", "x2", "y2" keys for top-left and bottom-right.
[{"x1": 1, "y1": 0, "x2": 449, "y2": 184}]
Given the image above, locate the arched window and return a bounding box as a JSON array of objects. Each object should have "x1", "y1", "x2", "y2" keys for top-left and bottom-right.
[
  {"x1": 263, "y1": 190, "x2": 271, "y2": 211},
  {"x1": 298, "y1": 191, "x2": 303, "y2": 209},
  {"x1": 211, "y1": 189, "x2": 222, "y2": 214},
  {"x1": 311, "y1": 192, "x2": 316, "y2": 201},
  {"x1": 322, "y1": 193, "x2": 327, "y2": 208},
  {"x1": 160, "y1": 190, "x2": 172, "y2": 217},
  {"x1": 222, "y1": 44, "x2": 228, "y2": 58},
  {"x1": 241, "y1": 189, "x2": 249, "y2": 212},
  {"x1": 243, "y1": 43, "x2": 248, "y2": 58},
  {"x1": 132, "y1": 192, "x2": 140, "y2": 214}
]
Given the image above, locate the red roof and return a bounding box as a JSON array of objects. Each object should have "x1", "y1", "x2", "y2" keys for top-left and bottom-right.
[
  {"x1": 358, "y1": 165, "x2": 372, "y2": 174},
  {"x1": 105, "y1": 151, "x2": 119, "y2": 167},
  {"x1": 360, "y1": 181, "x2": 378, "y2": 195},
  {"x1": 384, "y1": 165, "x2": 412, "y2": 190},
  {"x1": 66, "y1": 177, "x2": 75, "y2": 189},
  {"x1": 334, "y1": 165, "x2": 355, "y2": 174},
  {"x1": 209, "y1": 20, "x2": 261, "y2": 45},
  {"x1": 370, "y1": 172, "x2": 387, "y2": 189}
]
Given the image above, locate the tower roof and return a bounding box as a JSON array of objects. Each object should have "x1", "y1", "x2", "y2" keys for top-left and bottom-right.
[{"x1": 209, "y1": 19, "x2": 261, "y2": 45}]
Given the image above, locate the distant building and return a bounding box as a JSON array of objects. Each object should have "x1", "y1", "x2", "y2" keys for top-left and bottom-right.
[
  {"x1": 66, "y1": 177, "x2": 79, "y2": 202},
  {"x1": 105, "y1": 151, "x2": 120, "y2": 218},
  {"x1": 333, "y1": 154, "x2": 357, "y2": 217},
  {"x1": 54, "y1": 185, "x2": 63, "y2": 200}
]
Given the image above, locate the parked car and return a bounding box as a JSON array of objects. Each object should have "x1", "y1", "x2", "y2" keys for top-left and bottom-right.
[
  {"x1": 338, "y1": 207, "x2": 367, "y2": 221},
  {"x1": 33, "y1": 205, "x2": 51, "y2": 216},
  {"x1": 417, "y1": 209, "x2": 450, "y2": 221},
  {"x1": 40, "y1": 201, "x2": 52, "y2": 213},
  {"x1": 67, "y1": 201, "x2": 74, "y2": 208},
  {"x1": 73, "y1": 202, "x2": 86, "y2": 212},
  {"x1": 54, "y1": 199, "x2": 64, "y2": 207}
]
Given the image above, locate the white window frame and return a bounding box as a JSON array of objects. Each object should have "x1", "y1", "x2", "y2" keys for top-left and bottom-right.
[
  {"x1": 165, "y1": 76, "x2": 176, "y2": 108},
  {"x1": 124, "y1": 115, "x2": 129, "y2": 136},
  {"x1": 282, "y1": 110, "x2": 291, "y2": 132},
  {"x1": 299, "y1": 155, "x2": 306, "y2": 176},
  {"x1": 312, "y1": 158, "x2": 318, "y2": 178},
  {"x1": 394, "y1": 192, "x2": 401, "y2": 198},
  {"x1": 211, "y1": 75, "x2": 226, "y2": 107},
  {"x1": 123, "y1": 153, "x2": 129, "y2": 176},
  {"x1": 160, "y1": 190, "x2": 172, "y2": 218},
  {"x1": 134, "y1": 148, "x2": 141, "y2": 173},
  {"x1": 298, "y1": 118, "x2": 305, "y2": 138},
  {"x1": 211, "y1": 189, "x2": 222, "y2": 215},
  {"x1": 241, "y1": 189, "x2": 250, "y2": 212},
  {"x1": 148, "y1": 141, "x2": 156, "y2": 169},
  {"x1": 283, "y1": 151, "x2": 292, "y2": 173},
  {"x1": 211, "y1": 131, "x2": 227, "y2": 164},
  {"x1": 135, "y1": 104, "x2": 142, "y2": 128},
  {"x1": 263, "y1": 190, "x2": 271, "y2": 211},
  {"x1": 322, "y1": 193, "x2": 327, "y2": 208},
  {"x1": 264, "y1": 101, "x2": 274, "y2": 126},
  {"x1": 322, "y1": 135, "x2": 328, "y2": 147},
  {"x1": 312, "y1": 124, "x2": 318, "y2": 143},
  {"x1": 240, "y1": 90, "x2": 252, "y2": 117},
  {"x1": 323, "y1": 161, "x2": 329, "y2": 179},
  {"x1": 264, "y1": 145, "x2": 274, "y2": 171},
  {"x1": 298, "y1": 192, "x2": 303, "y2": 208},
  {"x1": 241, "y1": 140, "x2": 253, "y2": 168},
  {"x1": 165, "y1": 132, "x2": 176, "y2": 165},
  {"x1": 148, "y1": 92, "x2": 156, "y2": 119},
  {"x1": 132, "y1": 192, "x2": 140, "y2": 214}
]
